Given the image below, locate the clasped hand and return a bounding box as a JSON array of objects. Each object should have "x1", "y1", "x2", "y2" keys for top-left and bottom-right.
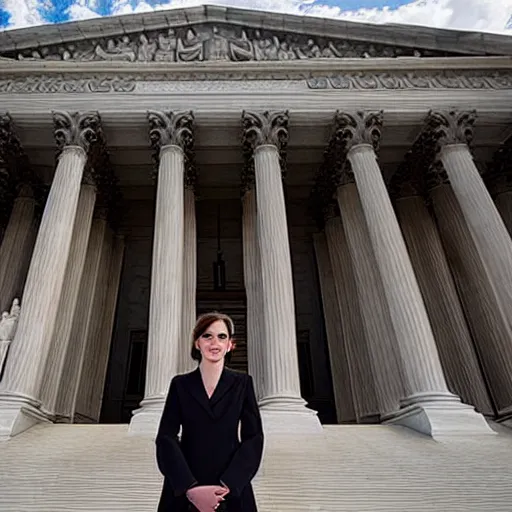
[{"x1": 186, "y1": 485, "x2": 230, "y2": 512}]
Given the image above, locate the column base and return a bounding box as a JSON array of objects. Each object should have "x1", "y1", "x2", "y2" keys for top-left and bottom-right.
[
  {"x1": 383, "y1": 392, "x2": 495, "y2": 440},
  {"x1": 128, "y1": 395, "x2": 164, "y2": 438},
  {"x1": 0, "y1": 392, "x2": 50, "y2": 440},
  {"x1": 259, "y1": 395, "x2": 323, "y2": 434}
]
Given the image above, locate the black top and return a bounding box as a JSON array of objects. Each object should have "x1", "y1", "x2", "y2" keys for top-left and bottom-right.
[{"x1": 156, "y1": 367, "x2": 264, "y2": 512}]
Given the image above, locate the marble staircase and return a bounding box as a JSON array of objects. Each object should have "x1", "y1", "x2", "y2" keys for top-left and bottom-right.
[{"x1": 1, "y1": 423, "x2": 512, "y2": 511}]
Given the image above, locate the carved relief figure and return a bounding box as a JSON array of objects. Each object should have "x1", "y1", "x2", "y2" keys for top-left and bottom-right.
[
  {"x1": 138, "y1": 34, "x2": 157, "y2": 62},
  {"x1": 177, "y1": 29, "x2": 204, "y2": 62},
  {"x1": 205, "y1": 26, "x2": 230, "y2": 61},
  {"x1": 229, "y1": 30, "x2": 254, "y2": 61},
  {"x1": 155, "y1": 29, "x2": 178, "y2": 62},
  {"x1": 4, "y1": 22, "x2": 453, "y2": 64},
  {"x1": 95, "y1": 36, "x2": 136, "y2": 62}
]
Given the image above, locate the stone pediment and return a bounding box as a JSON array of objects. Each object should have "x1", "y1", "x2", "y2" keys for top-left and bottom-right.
[{"x1": 0, "y1": 5, "x2": 511, "y2": 64}]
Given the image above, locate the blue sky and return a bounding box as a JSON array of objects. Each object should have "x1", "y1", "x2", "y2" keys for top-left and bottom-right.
[{"x1": 0, "y1": 0, "x2": 510, "y2": 35}]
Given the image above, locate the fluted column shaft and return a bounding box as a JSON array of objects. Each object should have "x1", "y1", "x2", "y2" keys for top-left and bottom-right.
[
  {"x1": 75, "y1": 225, "x2": 113, "y2": 423},
  {"x1": 55, "y1": 214, "x2": 109, "y2": 420},
  {"x1": 396, "y1": 193, "x2": 493, "y2": 415},
  {"x1": 242, "y1": 188, "x2": 264, "y2": 400},
  {"x1": 349, "y1": 144, "x2": 449, "y2": 399},
  {"x1": 0, "y1": 185, "x2": 37, "y2": 313},
  {"x1": 90, "y1": 234, "x2": 125, "y2": 421},
  {"x1": 337, "y1": 183, "x2": 404, "y2": 414},
  {"x1": 440, "y1": 144, "x2": 512, "y2": 325},
  {"x1": 145, "y1": 145, "x2": 184, "y2": 400},
  {"x1": 430, "y1": 184, "x2": 512, "y2": 414},
  {"x1": 313, "y1": 232, "x2": 356, "y2": 423},
  {"x1": 179, "y1": 187, "x2": 197, "y2": 375},
  {"x1": 0, "y1": 146, "x2": 86, "y2": 400},
  {"x1": 254, "y1": 145, "x2": 302, "y2": 401},
  {"x1": 40, "y1": 184, "x2": 96, "y2": 416},
  {"x1": 325, "y1": 216, "x2": 379, "y2": 422}
]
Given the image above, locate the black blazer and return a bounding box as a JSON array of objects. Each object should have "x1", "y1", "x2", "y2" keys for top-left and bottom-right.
[{"x1": 156, "y1": 367, "x2": 264, "y2": 512}]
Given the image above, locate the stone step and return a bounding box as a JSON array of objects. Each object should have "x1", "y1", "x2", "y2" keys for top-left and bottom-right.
[{"x1": 1, "y1": 423, "x2": 512, "y2": 511}]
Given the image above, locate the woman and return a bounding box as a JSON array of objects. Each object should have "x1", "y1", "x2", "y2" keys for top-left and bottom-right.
[{"x1": 156, "y1": 312, "x2": 264, "y2": 512}]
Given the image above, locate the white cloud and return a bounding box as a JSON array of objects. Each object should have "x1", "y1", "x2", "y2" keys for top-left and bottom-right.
[
  {"x1": 2, "y1": 0, "x2": 512, "y2": 35},
  {"x1": 3, "y1": 0, "x2": 43, "y2": 28},
  {"x1": 68, "y1": 5, "x2": 101, "y2": 20}
]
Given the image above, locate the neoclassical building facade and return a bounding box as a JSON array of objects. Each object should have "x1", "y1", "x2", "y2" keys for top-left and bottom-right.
[{"x1": 0, "y1": 5, "x2": 512, "y2": 439}]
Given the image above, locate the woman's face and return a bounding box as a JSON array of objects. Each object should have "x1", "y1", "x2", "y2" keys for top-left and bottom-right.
[{"x1": 195, "y1": 320, "x2": 233, "y2": 364}]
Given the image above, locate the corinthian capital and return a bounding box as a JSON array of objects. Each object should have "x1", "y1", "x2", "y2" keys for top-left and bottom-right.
[
  {"x1": 53, "y1": 111, "x2": 102, "y2": 154},
  {"x1": 424, "y1": 110, "x2": 476, "y2": 149},
  {"x1": 0, "y1": 113, "x2": 23, "y2": 157},
  {"x1": 241, "y1": 111, "x2": 289, "y2": 153},
  {"x1": 425, "y1": 161, "x2": 450, "y2": 191},
  {"x1": 333, "y1": 110, "x2": 383, "y2": 153},
  {"x1": 147, "y1": 111, "x2": 195, "y2": 153}
]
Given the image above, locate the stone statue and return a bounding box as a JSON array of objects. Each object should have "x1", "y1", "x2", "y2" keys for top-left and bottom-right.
[
  {"x1": 0, "y1": 298, "x2": 21, "y2": 381},
  {"x1": 205, "y1": 26, "x2": 230, "y2": 61},
  {"x1": 155, "y1": 29, "x2": 178, "y2": 62},
  {"x1": 177, "y1": 29, "x2": 204, "y2": 62},
  {"x1": 229, "y1": 30, "x2": 254, "y2": 61},
  {"x1": 138, "y1": 34, "x2": 157, "y2": 62},
  {"x1": 95, "y1": 36, "x2": 136, "y2": 62}
]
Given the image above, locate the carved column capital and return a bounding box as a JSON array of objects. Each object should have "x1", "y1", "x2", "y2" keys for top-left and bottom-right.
[
  {"x1": 242, "y1": 111, "x2": 289, "y2": 177},
  {"x1": 333, "y1": 110, "x2": 383, "y2": 154},
  {"x1": 52, "y1": 111, "x2": 102, "y2": 155},
  {"x1": 147, "y1": 110, "x2": 194, "y2": 153},
  {"x1": 426, "y1": 161, "x2": 450, "y2": 191},
  {"x1": 323, "y1": 201, "x2": 340, "y2": 223},
  {"x1": 242, "y1": 110, "x2": 289, "y2": 151},
  {"x1": 333, "y1": 160, "x2": 355, "y2": 188},
  {"x1": 424, "y1": 110, "x2": 476, "y2": 150},
  {"x1": 241, "y1": 161, "x2": 255, "y2": 196}
]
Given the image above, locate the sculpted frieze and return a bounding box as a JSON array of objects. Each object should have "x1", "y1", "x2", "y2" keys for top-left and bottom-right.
[
  {"x1": 307, "y1": 71, "x2": 512, "y2": 90},
  {"x1": 0, "y1": 70, "x2": 512, "y2": 94},
  {"x1": 2, "y1": 23, "x2": 456, "y2": 63}
]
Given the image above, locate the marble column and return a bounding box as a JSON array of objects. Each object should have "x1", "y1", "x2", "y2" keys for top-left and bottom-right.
[
  {"x1": 89, "y1": 233, "x2": 125, "y2": 422},
  {"x1": 394, "y1": 176, "x2": 493, "y2": 416},
  {"x1": 74, "y1": 223, "x2": 113, "y2": 423},
  {"x1": 0, "y1": 184, "x2": 37, "y2": 313},
  {"x1": 0, "y1": 111, "x2": 101, "y2": 438},
  {"x1": 179, "y1": 185, "x2": 197, "y2": 375},
  {"x1": 242, "y1": 111, "x2": 321, "y2": 433},
  {"x1": 130, "y1": 111, "x2": 193, "y2": 437},
  {"x1": 429, "y1": 170, "x2": 512, "y2": 418},
  {"x1": 336, "y1": 178, "x2": 405, "y2": 416},
  {"x1": 333, "y1": 110, "x2": 492, "y2": 438},
  {"x1": 242, "y1": 185, "x2": 264, "y2": 401},
  {"x1": 426, "y1": 111, "x2": 512, "y2": 332},
  {"x1": 54, "y1": 211, "x2": 109, "y2": 422},
  {"x1": 40, "y1": 183, "x2": 96, "y2": 418},
  {"x1": 313, "y1": 231, "x2": 356, "y2": 424},
  {"x1": 324, "y1": 214, "x2": 379, "y2": 423}
]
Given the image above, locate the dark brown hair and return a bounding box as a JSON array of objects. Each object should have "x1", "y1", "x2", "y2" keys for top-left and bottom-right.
[{"x1": 190, "y1": 312, "x2": 235, "y2": 362}]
